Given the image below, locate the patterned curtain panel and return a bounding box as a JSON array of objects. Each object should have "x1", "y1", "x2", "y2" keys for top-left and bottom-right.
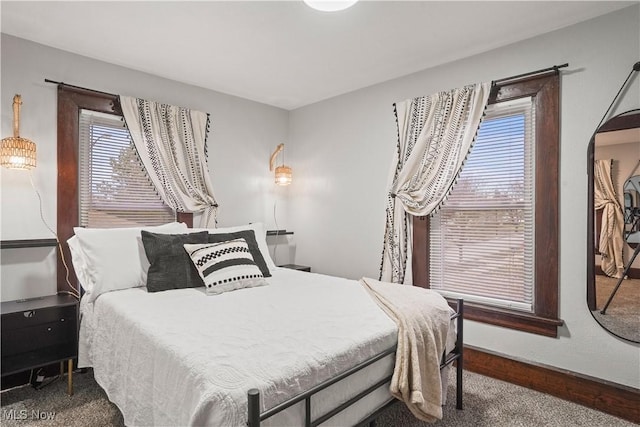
[
  {"x1": 594, "y1": 159, "x2": 624, "y2": 278},
  {"x1": 120, "y1": 96, "x2": 218, "y2": 227},
  {"x1": 380, "y1": 82, "x2": 490, "y2": 284}
]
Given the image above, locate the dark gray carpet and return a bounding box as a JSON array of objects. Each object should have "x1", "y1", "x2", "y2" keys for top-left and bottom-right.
[{"x1": 0, "y1": 369, "x2": 634, "y2": 426}]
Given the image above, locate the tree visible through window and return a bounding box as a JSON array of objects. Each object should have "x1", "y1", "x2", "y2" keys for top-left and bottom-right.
[{"x1": 79, "y1": 110, "x2": 175, "y2": 228}]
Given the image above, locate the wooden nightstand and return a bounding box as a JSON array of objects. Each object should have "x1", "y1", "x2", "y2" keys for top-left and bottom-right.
[
  {"x1": 279, "y1": 264, "x2": 311, "y2": 272},
  {"x1": 1, "y1": 294, "x2": 79, "y2": 395}
]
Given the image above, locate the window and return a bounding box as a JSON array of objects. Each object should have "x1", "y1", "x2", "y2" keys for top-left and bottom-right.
[
  {"x1": 78, "y1": 110, "x2": 175, "y2": 227},
  {"x1": 430, "y1": 98, "x2": 535, "y2": 311},
  {"x1": 56, "y1": 86, "x2": 191, "y2": 294},
  {"x1": 414, "y1": 73, "x2": 561, "y2": 337}
]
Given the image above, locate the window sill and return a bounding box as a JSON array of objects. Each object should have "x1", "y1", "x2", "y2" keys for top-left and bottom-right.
[{"x1": 451, "y1": 300, "x2": 563, "y2": 337}]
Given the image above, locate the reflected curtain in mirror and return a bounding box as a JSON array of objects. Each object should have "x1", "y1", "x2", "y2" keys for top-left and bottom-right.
[{"x1": 594, "y1": 159, "x2": 625, "y2": 278}]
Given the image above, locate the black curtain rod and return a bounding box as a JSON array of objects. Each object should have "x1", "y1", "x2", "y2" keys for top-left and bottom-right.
[
  {"x1": 44, "y1": 78, "x2": 117, "y2": 97},
  {"x1": 492, "y1": 63, "x2": 569, "y2": 86},
  {"x1": 46, "y1": 64, "x2": 569, "y2": 100}
]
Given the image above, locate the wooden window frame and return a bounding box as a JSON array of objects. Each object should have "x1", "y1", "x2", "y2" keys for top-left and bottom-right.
[
  {"x1": 412, "y1": 73, "x2": 562, "y2": 337},
  {"x1": 56, "y1": 86, "x2": 192, "y2": 294}
]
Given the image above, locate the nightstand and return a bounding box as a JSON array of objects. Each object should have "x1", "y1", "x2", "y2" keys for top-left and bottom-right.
[
  {"x1": 279, "y1": 264, "x2": 311, "y2": 272},
  {"x1": 1, "y1": 294, "x2": 78, "y2": 395}
]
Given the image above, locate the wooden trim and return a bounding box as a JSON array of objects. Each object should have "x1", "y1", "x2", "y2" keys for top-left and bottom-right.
[
  {"x1": 411, "y1": 216, "x2": 429, "y2": 287},
  {"x1": 494, "y1": 72, "x2": 560, "y2": 322},
  {"x1": 176, "y1": 212, "x2": 194, "y2": 228},
  {"x1": 531, "y1": 75, "x2": 560, "y2": 322},
  {"x1": 489, "y1": 69, "x2": 557, "y2": 103},
  {"x1": 464, "y1": 346, "x2": 640, "y2": 424},
  {"x1": 461, "y1": 304, "x2": 562, "y2": 337},
  {"x1": 56, "y1": 86, "x2": 193, "y2": 293},
  {"x1": 57, "y1": 87, "x2": 120, "y2": 294}
]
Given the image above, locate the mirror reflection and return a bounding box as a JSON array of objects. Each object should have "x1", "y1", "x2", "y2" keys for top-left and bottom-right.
[
  {"x1": 623, "y1": 176, "x2": 640, "y2": 237},
  {"x1": 589, "y1": 110, "x2": 640, "y2": 342}
]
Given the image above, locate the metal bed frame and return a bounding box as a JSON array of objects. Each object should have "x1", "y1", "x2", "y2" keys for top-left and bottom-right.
[{"x1": 247, "y1": 299, "x2": 464, "y2": 427}]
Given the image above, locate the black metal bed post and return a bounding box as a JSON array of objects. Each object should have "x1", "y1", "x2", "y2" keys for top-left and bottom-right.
[
  {"x1": 456, "y1": 299, "x2": 464, "y2": 410},
  {"x1": 248, "y1": 388, "x2": 260, "y2": 427},
  {"x1": 305, "y1": 396, "x2": 312, "y2": 427}
]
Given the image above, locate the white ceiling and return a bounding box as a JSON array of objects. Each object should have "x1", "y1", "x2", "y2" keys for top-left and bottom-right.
[{"x1": 1, "y1": 1, "x2": 634, "y2": 110}]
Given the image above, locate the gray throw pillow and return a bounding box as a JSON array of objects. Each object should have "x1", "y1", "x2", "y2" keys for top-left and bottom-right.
[
  {"x1": 207, "y1": 230, "x2": 271, "y2": 277},
  {"x1": 142, "y1": 230, "x2": 209, "y2": 292}
]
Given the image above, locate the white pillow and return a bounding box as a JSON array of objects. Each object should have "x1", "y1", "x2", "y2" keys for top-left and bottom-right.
[
  {"x1": 193, "y1": 222, "x2": 276, "y2": 271},
  {"x1": 74, "y1": 222, "x2": 188, "y2": 302},
  {"x1": 67, "y1": 235, "x2": 93, "y2": 294},
  {"x1": 184, "y1": 239, "x2": 267, "y2": 295}
]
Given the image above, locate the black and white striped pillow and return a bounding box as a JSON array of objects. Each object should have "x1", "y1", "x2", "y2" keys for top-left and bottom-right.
[{"x1": 184, "y1": 238, "x2": 267, "y2": 295}]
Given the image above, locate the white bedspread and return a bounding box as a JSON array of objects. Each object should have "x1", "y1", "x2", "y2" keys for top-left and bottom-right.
[{"x1": 79, "y1": 268, "x2": 399, "y2": 426}]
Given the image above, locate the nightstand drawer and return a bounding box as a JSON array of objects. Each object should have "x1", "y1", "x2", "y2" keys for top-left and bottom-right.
[
  {"x1": 1, "y1": 320, "x2": 76, "y2": 357},
  {"x1": 1, "y1": 305, "x2": 76, "y2": 332}
]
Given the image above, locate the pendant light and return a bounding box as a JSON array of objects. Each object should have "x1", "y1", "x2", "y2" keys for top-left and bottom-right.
[{"x1": 1, "y1": 94, "x2": 37, "y2": 170}]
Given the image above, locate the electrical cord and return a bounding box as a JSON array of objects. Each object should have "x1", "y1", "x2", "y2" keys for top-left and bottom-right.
[
  {"x1": 273, "y1": 201, "x2": 280, "y2": 266},
  {"x1": 29, "y1": 172, "x2": 80, "y2": 299}
]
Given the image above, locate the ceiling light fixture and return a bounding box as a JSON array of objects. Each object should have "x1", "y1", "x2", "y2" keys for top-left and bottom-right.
[{"x1": 303, "y1": 0, "x2": 358, "y2": 12}]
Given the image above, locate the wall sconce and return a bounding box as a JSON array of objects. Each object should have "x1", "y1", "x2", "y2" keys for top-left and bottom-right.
[
  {"x1": 1, "y1": 95, "x2": 37, "y2": 170},
  {"x1": 269, "y1": 143, "x2": 292, "y2": 186}
]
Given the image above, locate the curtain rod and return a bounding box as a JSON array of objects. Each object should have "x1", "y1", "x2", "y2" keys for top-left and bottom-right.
[
  {"x1": 47, "y1": 64, "x2": 569, "y2": 101},
  {"x1": 44, "y1": 78, "x2": 117, "y2": 97},
  {"x1": 492, "y1": 63, "x2": 569, "y2": 86}
]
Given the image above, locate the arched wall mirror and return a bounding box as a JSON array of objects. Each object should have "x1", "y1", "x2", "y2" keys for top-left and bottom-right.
[{"x1": 587, "y1": 109, "x2": 640, "y2": 343}]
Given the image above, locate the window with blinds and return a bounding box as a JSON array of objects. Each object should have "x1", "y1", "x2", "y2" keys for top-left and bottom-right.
[
  {"x1": 429, "y1": 97, "x2": 535, "y2": 312},
  {"x1": 79, "y1": 109, "x2": 175, "y2": 228}
]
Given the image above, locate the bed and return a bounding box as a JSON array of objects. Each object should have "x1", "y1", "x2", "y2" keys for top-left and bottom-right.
[{"x1": 69, "y1": 221, "x2": 463, "y2": 427}]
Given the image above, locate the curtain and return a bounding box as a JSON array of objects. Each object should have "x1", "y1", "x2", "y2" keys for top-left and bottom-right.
[
  {"x1": 120, "y1": 96, "x2": 218, "y2": 227},
  {"x1": 380, "y1": 82, "x2": 491, "y2": 284},
  {"x1": 594, "y1": 159, "x2": 624, "y2": 278}
]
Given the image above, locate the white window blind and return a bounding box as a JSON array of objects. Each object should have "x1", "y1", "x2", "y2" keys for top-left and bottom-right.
[
  {"x1": 429, "y1": 97, "x2": 535, "y2": 312},
  {"x1": 79, "y1": 109, "x2": 175, "y2": 228}
]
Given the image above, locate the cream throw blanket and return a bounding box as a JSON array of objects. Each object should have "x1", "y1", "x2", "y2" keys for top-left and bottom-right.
[{"x1": 360, "y1": 277, "x2": 452, "y2": 422}]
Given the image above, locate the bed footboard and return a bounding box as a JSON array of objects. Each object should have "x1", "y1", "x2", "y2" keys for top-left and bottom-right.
[
  {"x1": 442, "y1": 298, "x2": 463, "y2": 410},
  {"x1": 247, "y1": 299, "x2": 464, "y2": 427}
]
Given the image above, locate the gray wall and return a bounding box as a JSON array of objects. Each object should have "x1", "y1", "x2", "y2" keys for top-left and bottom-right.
[
  {"x1": 287, "y1": 5, "x2": 640, "y2": 388},
  {"x1": 0, "y1": 34, "x2": 290, "y2": 301}
]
